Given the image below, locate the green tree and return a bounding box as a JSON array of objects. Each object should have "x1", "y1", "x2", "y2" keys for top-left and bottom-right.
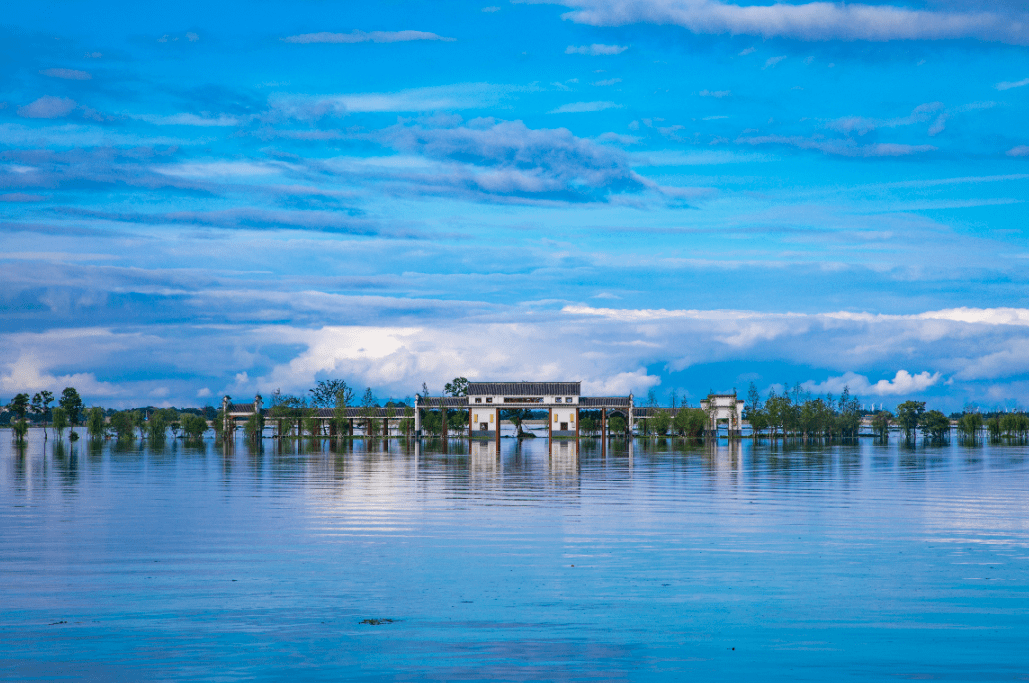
[
  {"x1": 181, "y1": 413, "x2": 208, "y2": 440},
  {"x1": 30, "y1": 390, "x2": 54, "y2": 438},
  {"x1": 871, "y1": 411, "x2": 893, "y2": 441},
  {"x1": 895, "y1": 401, "x2": 926, "y2": 441},
  {"x1": 652, "y1": 409, "x2": 672, "y2": 436},
  {"x1": 332, "y1": 390, "x2": 350, "y2": 438},
  {"x1": 147, "y1": 412, "x2": 167, "y2": 442},
  {"x1": 270, "y1": 391, "x2": 306, "y2": 437},
  {"x1": 919, "y1": 409, "x2": 951, "y2": 444},
  {"x1": 8, "y1": 393, "x2": 30, "y2": 421},
  {"x1": 303, "y1": 408, "x2": 321, "y2": 437},
  {"x1": 444, "y1": 377, "x2": 469, "y2": 397},
  {"x1": 86, "y1": 407, "x2": 106, "y2": 439},
  {"x1": 745, "y1": 382, "x2": 761, "y2": 417},
  {"x1": 503, "y1": 408, "x2": 532, "y2": 437},
  {"x1": 987, "y1": 415, "x2": 1002, "y2": 440},
  {"x1": 957, "y1": 412, "x2": 982, "y2": 442},
  {"x1": 672, "y1": 407, "x2": 707, "y2": 437},
  {"x1": 360, "y1": 388, "x2": 379, "y2": 435},
  {"x1": 110, "y1": 411, "x2": 137, "y2": 440},
  {"x1": 59, "y1": 387, "x2": 83, "y2": 434},
  {"x1": 244, "y1": 412, "x2": 264, "y2": 440},
  {"x1": 12, "y1": 418, "x2": 29, "y2": 442},
  {"x1": 51, "y1": 407, "x2": 68, "y2": 439},
  {"x1": 213, "y1": 409, "x2": 225, "y2": 439},
  {"x1": 309, "y1": 379, "x2": 354, "y2": 409}
]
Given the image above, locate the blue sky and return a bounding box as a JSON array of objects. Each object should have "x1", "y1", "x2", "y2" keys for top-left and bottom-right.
[{"x1": 2, "y1": 0, "x2": 1029, "y2": 410}]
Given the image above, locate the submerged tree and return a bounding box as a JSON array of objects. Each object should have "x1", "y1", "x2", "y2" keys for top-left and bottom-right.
[
  {"x1": 86, "y1": 407, "x2": 106, "y2": 440},
  {"x1": 31, "y1": 390, "x2": 54, "y2": 439},
  {"x1": 957, "y1": 412, "x2": 983, "y2": 443},
  {"x1": 919, "y1": 409, "x2": 951, "y2": 444},
  {"x1": 871, "y1": 411, "x2": 893, "y2": 441},
  {"x1": 652, "y1": 409, "x2": 672, "y2": 436},
  {"x1": 110, "y1": 411, "x2": 137, "y2": 440},
  {"x1": 59, "y1": 387, "x2": 83, "y2": 437},
  {"x1": 51, "y1": 407, "x2": 68, "y2": 440},
  {"x1": 181, "y1": 413, "x2": 208, "y2": 440},
  {"x1": 896, "y1": 401, "x2": 926, "y2": 442},
  {"x1": 7, "y1": 394, "x2": 30, "y2": 443}
]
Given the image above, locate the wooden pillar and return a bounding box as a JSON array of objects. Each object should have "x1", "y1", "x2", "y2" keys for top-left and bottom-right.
[
  {"x1": 576, "y1": 407, "x2": 580, "y2": 439},
  {"x1": 601, "y1": 408, "x2": 607, "y2": 439},
  {"x1": 548, "y1": 406, "x2": 553, "y2": 440},
  {"x1": 468, "y1": 408, "x2": 472, "y2": 439},
  {"x1": 383, "y1": 415, "x2": 389, "y2": 437},
  {"x1": 495, "y1": 407, "x2": 500, "y2": 448},
  {"x1": 441, "y1": 400, "x2": 448, "y2": 438}
]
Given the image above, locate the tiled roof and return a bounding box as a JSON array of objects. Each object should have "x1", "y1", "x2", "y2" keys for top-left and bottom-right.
[
  {"x1": 420, "y1": 396, "x2": 468, "y2": 408},
  {"x1": 468, "y1": 382, "x2": 580, "y2": 396},
  {"x1": 579, "y1": 397, "x2": 631, "y2": 408}
]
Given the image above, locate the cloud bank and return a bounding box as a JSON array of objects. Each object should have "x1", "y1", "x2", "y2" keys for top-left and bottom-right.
[
  {"x1": 540, "y1": 0, "x2": 1029, "y2": 44},
  {"x1": 282, "y1": 30, "x2": 456, "y2": 44}
]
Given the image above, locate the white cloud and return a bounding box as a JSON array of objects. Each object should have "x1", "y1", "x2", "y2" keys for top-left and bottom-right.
[
  {"x1": 565, "y1": 43, "x2": 628, "y2": 55},
  {"x1": 826, "y1": 102, "x2": 945, "y2": 135},
  {"x1": 738, "y1": 134, "x2": 936, "y2": 157},
  {"x1": 40, "y1": 68, "x2": 91, "y2": 80},
  {"x1": 139, "y1": 113, "x2": 242, "y2": 126},
  {"x1": 1007, "y1": 145, "x2": 1029, "y2": 157},
  {"x1": 803, "y1": 370, "x2": 941, "y2": 396},
  {"x1": 540, "y1": 0, "x2": 1029, "y2": 44},
  {"x1": 996, "y1": 77, "x2": 1029, "y2": 90},
  {"x1": 197, "y1": 387, "x2": 212, "y2": 398},
  {"x1": 593, "y1": 77, "x2": 622, "y2": 86},
  {"x1": 549, "y1": 100, "x2": 622, "y2": 113},
  {"x1": 763, "y1": 55, "x2": 786, "y2": 69},
  {"x1": 482, "y1": 5, "x2": 501, "y2": 11},
  {"x1": 17, "y1": 96, "x2": 76, "y2": 119},
  {"x1": 699, "y1": 89, "x2": 731, "y2": 97},
  {"x1": 282, "y1": 30, "x2": 456, "y2": 44},
  {"x1": 270, "y1": 82, "x2": 518, "y2": 117}
]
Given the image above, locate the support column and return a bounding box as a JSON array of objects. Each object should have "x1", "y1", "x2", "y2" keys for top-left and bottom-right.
[
  {"x1": 414, "y1": 395, "x2": 422, "y2": 437},
  {"x1": 495, "y1": 407, "x2": 500, "y2": 448},
  {"x1": 576, "y1": 407, "x2": 580, "y2": 439},
  {"x1": 601, "y1": 408, "x2": 607, "y2": 439},
  {"x1": 548, "y1": 406, "x2": 553, "y2": 440},
  {"x1": 468, "y1": 407, "x2": 472, "y2": 440},
  {"x1": 628, "y1": 394, "x2": 634, "y2": 438},
  {"x1": 441, "y1": 399, "x2": 448, "y2": 438}
]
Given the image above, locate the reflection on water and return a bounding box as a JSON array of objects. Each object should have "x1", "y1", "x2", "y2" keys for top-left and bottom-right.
[{"x1": 2, "y1": 430, "x2": 1029, "y2": 682}]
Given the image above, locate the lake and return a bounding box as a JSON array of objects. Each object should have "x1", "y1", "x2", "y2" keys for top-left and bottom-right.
[{"x1": 1, "y1": 431, "x2": 1027, "y2": 681}]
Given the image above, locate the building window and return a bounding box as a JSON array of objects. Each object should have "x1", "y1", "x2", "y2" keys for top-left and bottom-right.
[
  {"x1": 555, "y1": 397, "x2": 562, "y2": 403},
  {"x1": 566, "y1": 397, "x2": 573, "y2": 402},
  {"x1": 486, "y1": 397, "x2": 492, "y2": 403},
  {"x1": 475, "y1": 398, "x2": 481, "y2": 403}
]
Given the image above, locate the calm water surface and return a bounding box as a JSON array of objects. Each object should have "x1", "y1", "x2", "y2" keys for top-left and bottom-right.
[{"x1": 1, "y1": 432, "x2": 1027, "y2": 681}]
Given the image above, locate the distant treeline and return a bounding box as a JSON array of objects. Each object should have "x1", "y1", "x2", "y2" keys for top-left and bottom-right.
[{"x1": 5, "y1": 379, "x2": 1029, "y2": 445}]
